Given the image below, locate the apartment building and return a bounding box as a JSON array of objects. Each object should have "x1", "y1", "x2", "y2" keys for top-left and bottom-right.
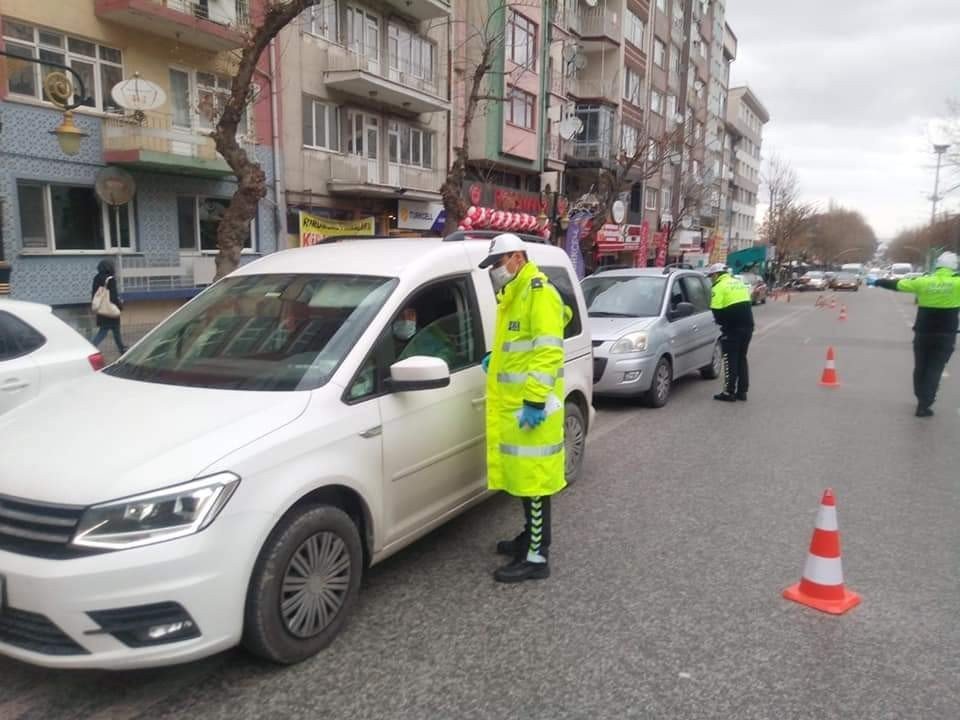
[
  {"x1": 0, "y1": 0, "x2": 279, "y2": 312},
  {"x1": 725, "y1": 84, "x2": 768, "y2": 251},
  {"x1": 280, "y1": 0, "x2": 451, "y2": 240}
]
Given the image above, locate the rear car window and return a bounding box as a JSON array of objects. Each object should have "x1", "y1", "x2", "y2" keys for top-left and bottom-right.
[
  {"x1": 541, "y1": 266, "x2": 583, "y2": 339},
  {"x1": 0, "y1": 311, "x2": 47, "y2": 361}
]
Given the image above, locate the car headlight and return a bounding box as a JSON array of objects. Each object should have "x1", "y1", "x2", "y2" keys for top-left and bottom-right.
[
  {"x1": 71, "y1": 473, "x2": 240, "y2": 551},
  {"x1": 611, "y1": 332, "x2": 649, "y2": 354}
]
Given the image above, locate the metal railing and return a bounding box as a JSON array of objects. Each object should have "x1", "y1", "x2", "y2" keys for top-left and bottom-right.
[
  {"x1": 328, "y1": 154, "x2": 443, "y2": 193},
  {"x1": 102, "y1": 110, "x2": 251, "y2": 163},
  {"x1": 571, "y1": 10, "x2": 621, "y2": 40},
  {"x1": 325, "y1": 47, "x2": 449, "y2": 101},
  {"x1": 149, "y1": 0, "x2": 250, "y2": 29}
]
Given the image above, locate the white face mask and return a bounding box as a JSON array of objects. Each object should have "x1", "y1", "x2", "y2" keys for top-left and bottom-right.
[
  {"x1": 490, "y1": 264, "x2": 517, "y2": 292},
  {"x1": 393, "y1": 319, "x2": 416, "y2": 341}
]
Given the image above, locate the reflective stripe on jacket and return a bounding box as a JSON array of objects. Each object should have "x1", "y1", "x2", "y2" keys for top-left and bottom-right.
[
  {"x1": 710, "y1": 273, "x2": 754, "y2": 332},
  {"x1": 486, "y1": 260, "x2": 566, "y2": 498}
]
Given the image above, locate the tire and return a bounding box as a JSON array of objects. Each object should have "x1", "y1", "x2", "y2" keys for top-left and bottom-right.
[
  {"x1": 243, "y1": 505, "x2": 363, "y2": 664},
  {"x1": 644, "y1": 356, "x2": 673, "y2": 408},
  {"x1": 564, "y1": 400, "x2": 586, "y2": 485},
  {"x1": 700, "y1": 340, "x2": 721, "y2": 380}
]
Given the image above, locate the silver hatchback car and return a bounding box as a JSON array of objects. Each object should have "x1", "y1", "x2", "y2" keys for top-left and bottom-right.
[{"x1": 584, "y1": 268, "x2": 722, "y2": 407}]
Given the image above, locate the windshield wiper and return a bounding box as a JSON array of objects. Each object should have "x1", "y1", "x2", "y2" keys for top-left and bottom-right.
[{"x1": 589, "y1": 311, "x2": 640, "y2": 318}]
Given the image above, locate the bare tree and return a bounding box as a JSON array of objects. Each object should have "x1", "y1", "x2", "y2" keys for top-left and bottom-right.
[
  {"x1": 758, "y1": 154, "x2": 816, "y2": 280},
  {"x1": 665, "y1": 171, "x2": 713, "y2": 246}
]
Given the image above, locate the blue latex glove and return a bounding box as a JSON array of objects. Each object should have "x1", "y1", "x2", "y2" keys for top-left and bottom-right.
[
  {"x1": 481, "y1": 352, "x2": 491, "y2": 374},
  {"x1": 518, "y1": 404, "x2": 547, "y2": 429}
]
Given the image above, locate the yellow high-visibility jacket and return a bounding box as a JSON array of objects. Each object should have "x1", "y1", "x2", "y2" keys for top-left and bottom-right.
[{"x1": 486, "y1": 261, "x2": 566, "y2": 498}]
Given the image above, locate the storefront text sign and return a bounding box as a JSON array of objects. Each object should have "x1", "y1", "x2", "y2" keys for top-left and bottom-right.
[{"x1": 299, "y1": 212, "x2": 374, "y2": 246}]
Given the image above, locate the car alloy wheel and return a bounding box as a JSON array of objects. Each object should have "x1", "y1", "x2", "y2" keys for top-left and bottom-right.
[
  {"x1": 645, "y1": 357, "x2": 673, "y2": 408},
  {"x1": 564, "y1": 401, "x2": 586, "y2": 484},
  {"x1": 281, "y1": 532, "x2": 351, "y2": 639}
]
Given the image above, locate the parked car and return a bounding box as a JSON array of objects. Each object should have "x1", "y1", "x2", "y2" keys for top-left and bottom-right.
[
  {"x1": 0, "y1": 234, "x2": 594, "y2": 670},
  {"x1": 736, "y1": 272, "x2": 768, "y2": 305},
  {"x1": 795, "y1": 271, "x2": 829, "y2": 291},
  {"x1": 830, "y1": 272, "x2": 860, "y2": 291},
  {"x1": 584, "y1": 267, "x2": 721, "y2": 408},
  {"x1": 0, "y1": 300, "x2": 103, "y2": 415}
]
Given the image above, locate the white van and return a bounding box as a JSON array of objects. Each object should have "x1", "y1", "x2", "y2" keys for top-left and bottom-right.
[
  {"x1": 0, "y1": 234, "x2": 593, "y2": 669},
  {"x1": 890, "y1": 263, "x2": 913, "y2": 279}
]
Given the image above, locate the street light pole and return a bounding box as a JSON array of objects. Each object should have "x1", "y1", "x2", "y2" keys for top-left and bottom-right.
[{"x1": 930, "y1": 143, "x2": 950, "y2": 226}]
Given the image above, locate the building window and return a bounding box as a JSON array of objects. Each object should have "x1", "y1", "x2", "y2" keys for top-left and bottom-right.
[
  {"x1": 574, "y1": 103, "x2": 616, "y2": 158},
  {"x1": 389, "y1": 24, "x2": 436, "y2": 82},
  {"x1": 656, "y1": 0, "x2": 666, "y2": 12},
  {"x1": 626, "y1": 10, "x2": 645, "y2": 48},
  {"x1": 507, "y1": 86, "x2": 535, "y2": 130},
  {"x1": 16, "y1": 182, "x2": 134, "y2": 252},
  {"x1": 622, "y1": 124, "x2": 640, "y2": 154},
  {"x1": 302, "y1": 96, "x2": 340, "y2": 151},
  {"x1": 623, "y1": 68, "x2": 642, "y2": 106},
  {"x1": 305, "y1": 0, "x2": 338, "y2": 41},
  {"x1": 177, "y1": 196, "x2": 255, "y2": 253},
  {"x1": 653, "y1": 39, "x2": 666, "y2": 68},
  {"x1": 650, "y1": 90, "x2": 664, "y2": 115},
  {"x1": 169, "y1": 68, "x2": 249, "y2": 135},
  {"x1": 507, "y1": 10, "x2": 537, "y2": 70},
  {"x1": 666, "y1": 94, "x2": 677, "y2": 121},
  {"x1": 347, "y1": 7, "x2": 380, "y2": 61},
  {"x1": 630, "y1": 183, "x2": 642, "y2": 213},
  {"x1": 662, "y1": 188, "x2": 672, "y2": 212},
  {"x1": 671, "y1": 43, "x2": 682, "y2": 74},
  {"x1": 2, "y1": 20, "x2": 123, "y2": 112},
  {"x1": 645, "y1": 188, "x2": 659, "y2": 211},
  {"x1": 389, "y1": 121, "x2": 434, "y2": 169}
]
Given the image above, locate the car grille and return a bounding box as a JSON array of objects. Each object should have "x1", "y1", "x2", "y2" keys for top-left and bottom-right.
[
  {"x1": 0, "y1": 494, "x2": 94, "y2": 559},
  {"x1": 0, "y1": 606, "x2": 88, "y2": 656},
  {"x1": 593, "y1": 357, "x2": 608, "y2": 383}
]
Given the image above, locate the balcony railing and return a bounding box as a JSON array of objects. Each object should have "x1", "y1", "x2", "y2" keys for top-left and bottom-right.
[
  {"x1": 94, "y1": 0, "x2": 249, "y2": 51},
  {"x1": 570, "y1": 9, "x2": 620, "y2": 41},
  {"x1": 163, "y1": 0, "x2": 249, "y2": 26},
  {"x1": 327, "y1": 154, "x2": 443, "y2": 196}
]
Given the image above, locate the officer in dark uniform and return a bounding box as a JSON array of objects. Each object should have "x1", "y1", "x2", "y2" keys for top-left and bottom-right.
[
  {"x1": 876, "y1": 252, "x2": 960, "y2": 417},
  {"x1": 706, "y1": 263, "x2": 755, "y2": 402}
]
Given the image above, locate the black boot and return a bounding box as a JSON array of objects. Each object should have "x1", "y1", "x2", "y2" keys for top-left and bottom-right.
[
  {"x1": 496, "y1": 533, "x2": 526, "y2": 558},
  {"x1": 915, "y1": 406, "x2": 934, "y2": 417},
  {"x1": 494, "y1": 558, "x2": 550, "y2": 583},
  {"x1": 736, "y1": 392, "x2": 748, "y2": 402},
  {"x1": 714, "y1": 392, "x2": 737, "y2": 402}
]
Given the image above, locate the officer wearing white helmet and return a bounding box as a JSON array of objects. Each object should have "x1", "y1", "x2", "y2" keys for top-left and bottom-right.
[
  {"x1": 875, "y1": 251, "x2": 960, "y2": 417},
  {"x1": 479, "y1": 233, "x2": 569, "y2": 582},
  {"x1": 705, "y1": 263, "x2": 755, "y2": 402}
]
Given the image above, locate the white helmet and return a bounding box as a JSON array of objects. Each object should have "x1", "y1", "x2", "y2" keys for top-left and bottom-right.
[
  {"x1": 935, "y1": 251, "x2": 958, "y2": 271},
  {"x1": 705, "y1": 263, "x2": 728, "y2": 276},
  {"x1": 479, "y1": 233, "x2": 527, "y2": 269}
]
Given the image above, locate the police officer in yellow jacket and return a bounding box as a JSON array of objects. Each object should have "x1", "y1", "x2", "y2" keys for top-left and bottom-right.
[
  {"x1": 479, "y1": 233, "x2": 566, "y2": 583},
  {"x1": 876, "y1": 252, "x2": 960, "y2": 417},
  {"x1": 706, "y1": 264, "x2": 755, "y2": 402}
]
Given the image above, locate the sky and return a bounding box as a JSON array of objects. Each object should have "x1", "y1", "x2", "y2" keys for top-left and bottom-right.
[{"x1": 726, "y1": 0, "x2": 960, "y2": 240}]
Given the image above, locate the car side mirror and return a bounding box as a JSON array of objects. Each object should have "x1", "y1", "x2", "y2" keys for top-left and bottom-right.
[
  {"x1": 670, "y1": 302, "x2": 696, "y2": 319},
  {"x1": 387, "y1": 356, "x2": 451, "y2": 392}
]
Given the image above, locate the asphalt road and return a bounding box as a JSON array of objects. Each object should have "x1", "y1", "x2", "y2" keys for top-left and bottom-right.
[{"x1": 2, "y1": 287, "x2": 958, "y2": 720}]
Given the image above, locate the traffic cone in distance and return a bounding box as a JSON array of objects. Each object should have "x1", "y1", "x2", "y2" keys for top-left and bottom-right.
[
  {"x1": 783, "y1": 488, "x2": 861, "y2": 615},
  {"x1": 819, "y1": 347, "x2": 840, "y2": 387},
  {"x1": 830, "y1": 298, "x2": 837, "y2": 309},
  {"x1": 839, "y1": 305, "x2": 848, "y2": 321}
]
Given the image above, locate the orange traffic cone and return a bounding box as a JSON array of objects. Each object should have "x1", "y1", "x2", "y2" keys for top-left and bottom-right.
[
  {"x1": 830, "y1": 298, "x2": 836, "y2": 309},
  {"x1": 783, "y1": 489, "x2": 861, "y2": 615},
  {"x1": 819, "y1": 347, "x2": 840, "y2": 387},
  {"x1": 839, "y1": 305, "x2": 848, "y2": 321}
]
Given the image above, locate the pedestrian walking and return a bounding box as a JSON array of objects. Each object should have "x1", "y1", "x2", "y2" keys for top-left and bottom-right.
[
  {"x1": 706, "y1": 263, "x2": 754, "y2": 402},
  {"x1": 90, "y1": 260, "x2": 127, "y2": 354},
  {"x1": 875, "y1": 252, "x2": 960, "y2": 417},
  {"x1": 479, "y1": 233, "x2": 567, "y2": 583}
]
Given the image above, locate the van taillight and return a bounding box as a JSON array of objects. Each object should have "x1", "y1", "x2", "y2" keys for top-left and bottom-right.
[{"x1": 88, "y1": 353, "x2": 106, "y2": 371}]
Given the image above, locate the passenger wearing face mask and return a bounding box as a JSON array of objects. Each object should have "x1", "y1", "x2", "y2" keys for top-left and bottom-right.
[
  {"x1": 394, "y1": 306, "x2": 457, "y2": 366},
  {"x1": 478, "y1": 233, "x2": 567, "y2": 583}
]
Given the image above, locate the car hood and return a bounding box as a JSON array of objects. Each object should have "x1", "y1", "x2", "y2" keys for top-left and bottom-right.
[
  {"x1": 588, "y1": 316, "x2": 659, "y2": 342},
  {"x1": 0, "y1": 372, "x2": 309, "y2": 506}
]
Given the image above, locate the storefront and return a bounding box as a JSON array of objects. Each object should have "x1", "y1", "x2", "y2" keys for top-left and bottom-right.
[{"x1": 595, "y1": 223, "x2": 649, "y2": 269}]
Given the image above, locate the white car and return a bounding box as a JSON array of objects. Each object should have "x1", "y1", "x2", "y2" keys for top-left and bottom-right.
[
  {"x1": 0, "y1": 300, "x2": 102, "y2": 415},
  {"x1": 0, "y1": 234, "x2": 593, "y2": 670}
]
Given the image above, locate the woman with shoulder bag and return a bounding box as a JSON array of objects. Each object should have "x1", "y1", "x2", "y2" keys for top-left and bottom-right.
[{"x1": 91, "y1": 260, "x2": 127, "y2": 354}]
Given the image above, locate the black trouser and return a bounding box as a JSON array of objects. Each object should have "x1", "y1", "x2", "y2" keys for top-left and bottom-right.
[
  {"x1": 519, "y1": 496, "x2": 551, "y2": 559},
  {"x1": 913, "y1": 333, "x2": 955, "y2": 410},
  {"x1": 721, "y1": 329, "x2": 753, "y2": 395}
]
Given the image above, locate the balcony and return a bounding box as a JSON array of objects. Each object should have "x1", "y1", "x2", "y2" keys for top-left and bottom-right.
[
  {"x1": 95, "y1": 0, "x2": 249, "y2": 51},
  {"x1": 102, "y1": 111, "x2": 246, "y2": 177},
  {"x1": 326, "y1": 154, "x2": 443, "y2": 201},
  {"x1": 549, "y1": 71, "x2": 565, "y2": 96},
  {"x1": 381, "y1": 0, "x2": 451, "y2": 21},
  {"x1": 547, "y1": 134, "x2": 568, "y2": 163},
  {"x1": 323, "y1": 48, "x2": 449, "y2": 115},
  {"x1": 569, "y1": 10, "x2": 620, "y2": 45}
]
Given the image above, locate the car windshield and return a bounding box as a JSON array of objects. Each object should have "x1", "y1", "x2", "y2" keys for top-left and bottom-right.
[
  {"x1": 804, "y1": 271, "x2": 824, "y2": 278},
  {"x1": 581, "y1": 276, "x2": 667, "y2": 318},
  {"x1": 106, "y1": 273, "x2": 397, "y2": 391},
  {"x1": 836, "y1": 273, "x2": 856, "y2": 281}
]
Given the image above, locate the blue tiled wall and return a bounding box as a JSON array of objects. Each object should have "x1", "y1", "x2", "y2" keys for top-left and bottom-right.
[{"x1": 1, "y1": 100, "x2": 278, "y2": 305}]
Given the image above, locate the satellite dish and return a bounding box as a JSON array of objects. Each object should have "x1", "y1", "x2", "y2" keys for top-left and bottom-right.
[
  {"x1": 562, "y1": 44, "x2": 578, "y2": 63},
  {"x1": 673, "y1": 112, "x2": 684, "y2": 126},
  {"x1": 574, "y1": 53, "x2": 588, "y2": 71},
  {"x1": 111, "y1": 73, "x2": 166, "y2": 112},
  {"x1": 584, "y1": 0, "x2": 598, "y2": 6},
  {"x1": 559, "y1": 117, "x2": 583, "y2": 141},
  {"x1": 612, "y1": 200, "x2": 626, "y2": 224},
  {"x1": 95, "y1": 167, "x2": 136, "y2": 207}
]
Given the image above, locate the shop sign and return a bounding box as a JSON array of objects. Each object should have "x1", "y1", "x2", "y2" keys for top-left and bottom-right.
[
  {"x1": 466, "y1": 183, "x2": 543, "y2": 214},
  {"x1": 398, "y1": 200, "x2": 443, "y2": 231},
  {"x1": 299, "y1": 211, "x2": 374, "y2": 246}
]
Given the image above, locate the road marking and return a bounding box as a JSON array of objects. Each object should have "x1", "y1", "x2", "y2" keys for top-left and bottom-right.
[
  {"x1": 754, "y1": 308, "x2": 811, "y2": 341},
  {"x1": 588, "y1": 408, "x2": 648, "y2": 446}
]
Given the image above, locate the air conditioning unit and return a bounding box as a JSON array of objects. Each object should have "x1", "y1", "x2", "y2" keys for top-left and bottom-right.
[{"x1": 193, "y1": 256, "x2": 217, "y2": 286}]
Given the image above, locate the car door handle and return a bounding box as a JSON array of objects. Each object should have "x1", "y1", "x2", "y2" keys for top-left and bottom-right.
[
  {"x1": 691, "y1": 325, "x2": 699, "y2": 332},
  {"x1": 1, "y1": 379, "x2": 29, "y2": 392},
  {"x1": 359, "y1": 425, "x2": 382, "y2": 439},
  {"x1": 471, "y1": 397, "x2": 486, "y2": 407}
]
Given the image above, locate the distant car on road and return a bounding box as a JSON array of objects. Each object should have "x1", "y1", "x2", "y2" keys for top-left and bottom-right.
[
  {"x1": 736, "y1": 272, "x2": 768, "y2": 305},
  {"x1": 830, "y1": 272, "x2": 860, "y2": 291},
  {"x1": 585, "y1": 268, "x2": 721, "y2": 408},
  {"x1": 796, "y1": 271, "x2": 828, "y2": 291},
  {"x1": 890, "y1": 263, "x2": 913, "y2": 280},
  {"x1": 0, "y1": 300, "x2": 103, "y2": 415}
]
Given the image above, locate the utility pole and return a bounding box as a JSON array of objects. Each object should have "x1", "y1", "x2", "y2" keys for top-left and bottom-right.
[{"x1": 930, "y1": 143, "x2": 950, "y2": 225}]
